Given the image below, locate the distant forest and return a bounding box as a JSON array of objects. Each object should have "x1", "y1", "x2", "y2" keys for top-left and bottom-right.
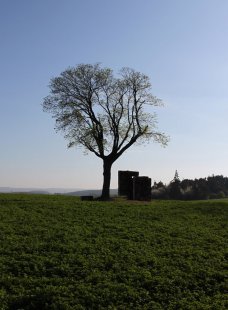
[{"x1": 152, "y1": 172, "x2": 228, "y2": 200}]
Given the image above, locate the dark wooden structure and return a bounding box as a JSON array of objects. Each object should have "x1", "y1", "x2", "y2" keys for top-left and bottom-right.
[
  {"x1": 118, "y1": 170, "x2": 151, "y2": 201},
  {"x1": 132, "y1": 176, "x2": 151, "y2": 201},
  {"x1": 118, "y1": 170, "x2": 139, "y2": 199},
  {"x1": 80, "y1": 196, "x2": 94, "y2": 201}
]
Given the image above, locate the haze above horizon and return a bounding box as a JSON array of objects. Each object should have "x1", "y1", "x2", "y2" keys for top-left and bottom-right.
[{"x1": 1, "y1": 0, "x2": 228, "y2": 189}]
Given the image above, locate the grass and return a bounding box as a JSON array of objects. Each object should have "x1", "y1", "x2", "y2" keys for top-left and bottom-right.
[{"x1": 0, "y1": 194, "x2": 227, "y2": 309}]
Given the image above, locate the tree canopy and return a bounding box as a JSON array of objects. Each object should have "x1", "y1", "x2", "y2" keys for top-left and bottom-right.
[{"x1": 43, "y1": 64, "x2": 168, "y2": 199}]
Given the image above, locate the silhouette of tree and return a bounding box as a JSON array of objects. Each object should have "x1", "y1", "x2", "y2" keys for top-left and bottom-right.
[
  {"x1": 169, "y1": 170, "x2": 182, "y2": 199},
  {"x1": 173, "y1": 170, "x2": 180, "y2": 182},
  {"x1": 43, "y1": 64, "x2": 168, "y2": 199}
]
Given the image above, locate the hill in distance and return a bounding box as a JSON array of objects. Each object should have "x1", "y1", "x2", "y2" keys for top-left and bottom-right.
[
  {"x1": 65, "y1": 189, "x2": 118, "y2": 197},
  {"x1": 0, "y1": 187, "x2": 82, "y2": 194},
  {"x1": 0, "y1": 187, "x2": 118, "y2": 197}
]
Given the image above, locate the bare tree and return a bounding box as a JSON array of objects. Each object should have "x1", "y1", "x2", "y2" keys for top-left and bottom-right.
[{"x1": 43, "y1": 64, "x2": 168, "y2": 200}]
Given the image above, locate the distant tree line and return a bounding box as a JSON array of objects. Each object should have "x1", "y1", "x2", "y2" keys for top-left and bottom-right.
[{"x1": 152, "y1": 172, "x2": 228, "y2": 200}]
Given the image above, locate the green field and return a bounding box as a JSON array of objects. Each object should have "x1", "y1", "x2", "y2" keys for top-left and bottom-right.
[{"x1": 0, "y1": 194, "x2": 227, "y2": 309}]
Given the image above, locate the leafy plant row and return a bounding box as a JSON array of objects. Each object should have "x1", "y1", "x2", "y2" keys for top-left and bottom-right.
[{"x1": 0, "y1": 194, "x2": 227, "y2": 309}]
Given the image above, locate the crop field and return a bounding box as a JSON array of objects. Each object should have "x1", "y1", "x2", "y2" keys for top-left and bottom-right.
[{"x1": 0, "y1": 194, "x2": 227, "y2": 309}]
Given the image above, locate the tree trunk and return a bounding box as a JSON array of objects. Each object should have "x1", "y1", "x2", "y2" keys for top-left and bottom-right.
[{"x1": 101, "y1": 159, "x2": 113, "y2": 200}]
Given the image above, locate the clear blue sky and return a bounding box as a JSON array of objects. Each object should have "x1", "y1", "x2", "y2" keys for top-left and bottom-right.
[{"x1": 1, "y1": 0, "x2": 228, "y2": 189}]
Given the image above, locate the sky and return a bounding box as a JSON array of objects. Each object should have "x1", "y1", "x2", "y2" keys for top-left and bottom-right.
[{"x1": 1, "y1": 0, "x2": 228, "y2": 189}]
